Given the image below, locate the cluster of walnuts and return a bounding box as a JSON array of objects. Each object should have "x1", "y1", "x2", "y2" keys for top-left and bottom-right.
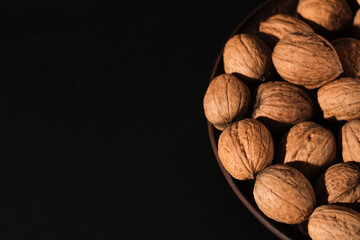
[{"x1": 203, "y1": 0, "x2": 360, "y2": 239}]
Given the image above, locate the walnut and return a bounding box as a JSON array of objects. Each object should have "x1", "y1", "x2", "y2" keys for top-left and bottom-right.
[
  {"x1": 341, "y1": 120, "x2": 360, "y2": 163},
  {"x1": 315, "y1": 162, "x2": 360, "y2": 208},
  {"x1": 203, "y1": 74, "x2": 250, "y2": 130},
  {"x1": 317, "y1": 77, "x2": 360, "y2": 121},
  {"x1": 252, "y1": 81, "x2": 313, "y2": 130},
  {"x1": 353, "y1": 8, "x2": 360, "y2": 39},
  {"x1": 217, "y1": 118, "x2": 274, "y2": 180},
  {"x1": 223, "y1": 33, "x2": 273, "y2": 82},
  {"x1": 308, "y1": 205, "x2": 360, "y2": 240},
  {"x1": 253, "y1": 164, "x2": 316, "y2": 224},
  {"x1": 332, "y1": 38, "x2": 360, "y2": 77},
  {"x1": 259, "y1": 14, "x2": 314, "y2": 48},
  {"x1": 272, "y1": 32, "x2": 343, "y2": 89},
  {"x1": 297, "y1": 0, "x2": 353, "y2": 35},
  {"x1": 280, "y1": 121, "x2": 336, "y2": 180}
]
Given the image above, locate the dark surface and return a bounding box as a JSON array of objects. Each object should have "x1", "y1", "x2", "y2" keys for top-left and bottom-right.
[{"x1": 0, "y1": 1, "x2": 278, "y2": 239}]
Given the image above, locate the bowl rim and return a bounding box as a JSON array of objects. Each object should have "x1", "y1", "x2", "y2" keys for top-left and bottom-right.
[{"x1": 207, "y1": 0, "x2": 295, "y2": 239}]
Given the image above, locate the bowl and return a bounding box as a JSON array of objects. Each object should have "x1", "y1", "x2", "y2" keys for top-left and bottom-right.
[{"x1": 207, "y1": 0, "x2": 322, "y2": 239}]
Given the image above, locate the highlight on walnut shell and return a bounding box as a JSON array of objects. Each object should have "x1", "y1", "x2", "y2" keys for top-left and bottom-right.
[
  {"x1": 253, "y1": 164, "x2": 316, "y2": 224},
  {"x1": 341, "y1": 120, "x2": 360, "y2": 163},
  {"x1": 203, "y1": 74, "x2": 250, "y2": 130},
  {"x1": 279, "y1": 121, "x2": 336, "y2": 180},
  {"x1": 223, "y1": 33, "x2": 273, "y2": 82},
  {"x1": 272, "y1": 32, "x2": 343, "y2": 89},
  {"x1": 315, "y1": 162, "x2": 360, "y2": 208},
  {"x1": 217, "y1": 118, "x2": 274, "y2": 180},
  {"x1": 353, "y1": 9, "x2": 360, "y2": 39},
  {"x1": 317, "y1": 77, "x2": 360, "y2": 121},
  {"x1": 308, "y1": 205, "x2": 360, "y2": 240},
  {"x1": 297, "y1": 0, "x2": 353, "y2": 35},
  {"x1": 252, "y1": 81, "x2": 313, "y2": 130},
  {"x1": 332, "y1": 38, "x2": 360, "y2": 77},
  {"x1": 259, "y1": 14, "x2": 314, "y2": 48}
]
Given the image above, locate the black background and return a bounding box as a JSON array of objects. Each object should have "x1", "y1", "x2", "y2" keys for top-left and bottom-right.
[{"x1": 0, "y1": 1, "x2": 278, "y2": 239}]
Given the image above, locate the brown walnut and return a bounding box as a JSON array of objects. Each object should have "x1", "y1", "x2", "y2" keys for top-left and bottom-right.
[
  {"x1": 341, "y1": 120, "x2": 360, "y2": 163},
  {"x1": 203, "y1": 74, "x2": 250, "y2": 130},
  {"x1": 317, "y1": 77, "x2": 360, "y2": 121},
  {"x1": 259, "y1": 14, "x2": 314, "y2": 48},
  {"x1": 223, "y1": 33, "x2": 273, "y2": 82},
  {"x1": 297, "y1": 0, "x2": 353, "y2": 34},
  {"x1": 272, "y1": 32, "x2": 343, "y2": 89},
  {"x1": 308, "y1": 205, "x2": 360, "y2": 240},
  {"x1": 332, "y1": 38, "x2": 360, "y2": 77},
  {"x1": 280, "y1": 121, "x2": 336, "y2": 180},
  {"x1": 252, "y1": 81, "x2": 313, "y2": 130},
  {"x1": 217, "y1": 118, "x2": 274, "y2": 180},
  {"x1": 253, "y1": 164, "x2": 316, "y2": 224},
  {"x1": 315, "y1": 162, "x2": 360, "y2": 208},
  {"x1": 353, "y1": 8, "x2": 360, "y2": 39}
]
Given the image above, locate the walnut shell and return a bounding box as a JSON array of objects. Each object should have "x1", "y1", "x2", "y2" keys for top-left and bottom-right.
[
  {"x1": 297, "y1": 0, "x2": 353, "y2": 34},
  {"x1": 315, "y1": 162, "x2": 360, "y2": 208},
  {"x1": 252, "y1": 81, "x2": 313, "y2": 130},
  {"x1": 217, "y1": 118, "x2": 274, "y2": 180},
  {"x1": 332, "y1": 38, "x2": 360, "y2": 77},
  {"x1": 317, "y1": 77, "x2": 360, "y2": 121},
  {"x1": 342, "y1": 120, "x2": 360, "y2": 163},
  {"x1": 253, "y1": 164, "x2": 316, "y2": 224},
  {"x1": 281, "y1": 121, "x2": 336, "y2": 180},
  {"x1": 272, "y1": 32, "x2": 343, "y2": 89},
  {"x1": 353, "y1": 9, "x2": 360, "y2": 39},
  {"x1": 223, "y1": 33, "x2": 273, "y2": 82},
  {"x1": 203, "y1": 74, "x2": 250, "y2": 130},
  {"x1": 308, "y1": 205, "x2": 360, "y2": 240},
  {"x1": 259, "y1": 14, "x2": 314, "y2": 48}
]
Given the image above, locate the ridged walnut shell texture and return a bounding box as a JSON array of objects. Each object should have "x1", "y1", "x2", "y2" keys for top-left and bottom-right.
[
  {"x1": 252, "y1": 81, "x2": 313, "y2": 130},
  {"x1": 308, "y1": 205, "x2": 360, "y2": 240},
  {"x1": 318, "y1": 77, "x2": 360, "y2": 121},
  {"x1": 217, "y1": 118, "x2": 274, "y2": 180},
  {"x1": 297, "y1": 0, "x2": 353, "y2": 34},
  {"x1": 342, "y1": 120, "x2": 360, "y2": 163},
  {"x1": 253, "y1": 164, "x2": 316, "y2": 224},
  {"x1": 353, "y1": 9, "x2": 360, "y2": 39},
  {"x1": 332, "y1": 38, "x2": 360, "y2": 77},
  {"x1": 281, "y1": 121, "x2": 336, "y2": 180},
  {"x1": 272, "y1": 32, "x2": 343, "y2": 89},
  {"x1": 315, "y1": 162, "x2": 360, "y2": 208},
  {"x1": 223, "y1": 33, "x2": 273, "y2": 82},
  {"x1": 203, "y1": 74, "x2": 250, "y2": 130},
  {"x1": 259, "y1": 14, "x2": 314, "y2": 48}
]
